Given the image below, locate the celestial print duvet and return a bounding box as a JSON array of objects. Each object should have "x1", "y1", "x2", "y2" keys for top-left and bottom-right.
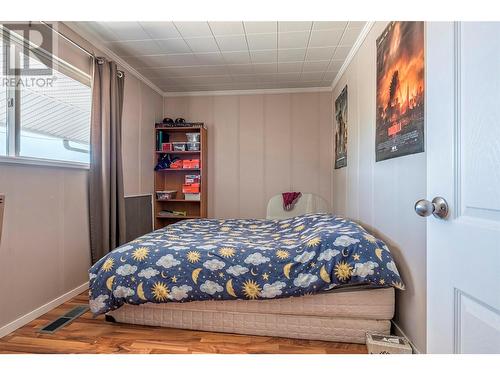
[{"x1": 89, "y1": 213, "x2": 405, "y2": 315}]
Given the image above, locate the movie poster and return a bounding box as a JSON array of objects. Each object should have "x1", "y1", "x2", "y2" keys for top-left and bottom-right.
[
  {"x1": 376, "y1": 21, "x2": 424, "y2": 162},
  {"x1": 334, "y1": 85, "x2": 348, "y2": 169}
]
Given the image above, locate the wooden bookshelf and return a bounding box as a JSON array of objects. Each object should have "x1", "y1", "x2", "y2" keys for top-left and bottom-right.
[{"x1": 154, "y1": 126, "x2": 207, "y2": 229}]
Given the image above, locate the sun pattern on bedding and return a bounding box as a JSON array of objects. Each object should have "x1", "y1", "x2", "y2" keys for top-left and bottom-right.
[{"x1": 89, "y1": 213, "x2": 405, "y2": 315}]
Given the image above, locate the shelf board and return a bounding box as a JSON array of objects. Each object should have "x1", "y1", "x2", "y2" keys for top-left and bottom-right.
[
  {"x1": 156, "y1": 168, "x2": 200, "y2": 172},
  {"x1": 156, "y1": 215, "x2": 200, "y2": 219},
  {"x1": 156, "y1": 199, "x2": 200, "y2": 203},
  {"x1": 155, "y1": 150, "x2": 200, "y2": 154}
]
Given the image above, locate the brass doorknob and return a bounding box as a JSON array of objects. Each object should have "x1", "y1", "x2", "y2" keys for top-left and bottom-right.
[{"x1": 414, "y1": 197, "x2": 449, "y2": 219}]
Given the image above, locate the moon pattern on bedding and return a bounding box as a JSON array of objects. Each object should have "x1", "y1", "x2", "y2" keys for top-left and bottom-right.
[{"x1": 89, "y1": 213, "x2": 405, "y2": 315}]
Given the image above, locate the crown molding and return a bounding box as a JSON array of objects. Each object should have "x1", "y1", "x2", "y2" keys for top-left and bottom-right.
[
  {"x1": 64, "y1": 22, "x2": 164, "y2": 96},
  {"x1": 164, "y1": 86, "x2": 333, "y2": 97},
  {"x1": 331, "y1": 21, "x2": 375, "y2": 90}
]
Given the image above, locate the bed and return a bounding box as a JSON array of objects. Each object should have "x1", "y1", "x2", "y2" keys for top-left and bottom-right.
[{"x1": 89, "y1": 213, "x2": 404, "y2": 343}]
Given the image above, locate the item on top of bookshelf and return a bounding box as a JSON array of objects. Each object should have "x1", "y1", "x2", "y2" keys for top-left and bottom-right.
[
  {"x1": 162, "y1": 117, "x2": 174, "y2": 125},
  {"x1": 175, "y1": 118, "x2": 186, "y2": 124},
  {"x1": 186, "y1": 142, "x2": 200, "y2": 151},
  {"x1": 186, "y1": 133, "x2": 200, "y2": 142},
  {"x1": 159, "y1": 210, "x2": 187, "y2": 217},
  {"x1": 161, "y1": 143, "x2": 172, "y2": 152},
  {"x1": 185, "y1": 174, "x2": 201, "y2": 184},
  {"x1": 366, "y1": 333, "x2": 412, "y2": 354},
  {"x1": 183, "y1": 183, "x2": 200, "y2": 194},
  {"x1": 170, "y1": 159, "x2": 184, "y2": 169},
  {"x1": 182, "y1": 159, "x2": 200, "y2": 169},
  {"x1": 156, "y1": 121, "x2": 205, "y2": 128},
  {"x1": 185, "y1": 193, "x2": 201, "y2": 201},
  {"x1": 156, "y1": 190, "x2": 177, "y2": 200},
  {"x1": 172, "y1": 142, "x2": 187, "y2": 151}
]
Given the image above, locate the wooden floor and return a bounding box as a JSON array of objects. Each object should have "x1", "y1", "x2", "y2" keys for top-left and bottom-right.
[{"x1": 0, "y1": 292, "x2": 367, "y2": 354}]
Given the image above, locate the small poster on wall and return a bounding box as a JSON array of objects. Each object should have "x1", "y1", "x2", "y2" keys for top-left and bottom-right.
[
  {"x1": 376, "y1": 21, "x2": 425, "y2": 162},
  {"x1": 334, "y1": 85, "x2": 348, "y2": 169}
]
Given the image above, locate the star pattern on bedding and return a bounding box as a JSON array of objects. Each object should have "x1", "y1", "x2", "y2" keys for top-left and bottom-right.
[{"x1": 89, "y1": 213, "x2": 405, "y2": 315}]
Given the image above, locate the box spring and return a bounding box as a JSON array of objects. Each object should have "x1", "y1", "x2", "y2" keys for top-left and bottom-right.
[{"x1": 107, "y1": 287, "x2": 394, "y2": 344}]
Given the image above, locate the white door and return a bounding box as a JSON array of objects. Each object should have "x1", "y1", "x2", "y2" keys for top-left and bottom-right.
[{"x1": 425, "y1": 22, "x2": 500, "y2": 353}]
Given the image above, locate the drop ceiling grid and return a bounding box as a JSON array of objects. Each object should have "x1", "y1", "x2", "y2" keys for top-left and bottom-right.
[{"x1": 78, "y1": 21, "x2": 365, "y2": 92}]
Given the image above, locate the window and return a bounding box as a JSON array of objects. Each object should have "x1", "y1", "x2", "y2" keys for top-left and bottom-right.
[{"x1": 1, "y1": 27, "x2": 92, "y2": 166}]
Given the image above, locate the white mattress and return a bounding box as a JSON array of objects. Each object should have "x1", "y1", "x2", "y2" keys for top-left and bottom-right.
[{"x1": 108, "y1": 287, "x2": 394, "y2": 344}]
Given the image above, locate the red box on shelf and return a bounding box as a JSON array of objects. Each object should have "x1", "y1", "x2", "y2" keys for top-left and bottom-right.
[
  {"x1": 161, "y1": 143, "x2": 172, "y2": 151},
  {"x1": 170, "y1": 160, "x2": 184, "y2": 169},
  {"x1": 182, "y1": 159, "x2": 200, "y2": 169},
  {"x1": 182, "y1": 183, "x2": 200, "y2": 194}
]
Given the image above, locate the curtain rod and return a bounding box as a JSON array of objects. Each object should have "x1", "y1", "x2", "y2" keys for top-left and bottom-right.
[
  {"x1": 40, "y1": 21, "x2": 95, "y2": 58},
  {"x1": 40, "y1": 21, "x2": 124, "y2": 76}
]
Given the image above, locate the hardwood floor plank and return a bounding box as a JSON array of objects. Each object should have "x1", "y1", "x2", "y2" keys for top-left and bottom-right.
[{"x1": 0, "y1": 291, "x2": 368, "y2": 354}]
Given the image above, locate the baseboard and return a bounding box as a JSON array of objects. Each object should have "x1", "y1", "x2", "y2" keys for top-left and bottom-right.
[
  {"x1": 391, "y1": 320, "x2": 421, "y2": 354},
  {"x1": 0, "y1": 281, "x2": 88, "y2": 339}
]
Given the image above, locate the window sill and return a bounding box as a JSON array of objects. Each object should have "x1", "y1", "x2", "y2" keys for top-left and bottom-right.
[{"x1": 0, "y1": 155, "x2": 90, "y2": 170}]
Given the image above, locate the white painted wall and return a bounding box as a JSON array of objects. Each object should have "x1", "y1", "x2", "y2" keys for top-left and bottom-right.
[
  {"x1": 164, "y1": 91, "x2": 333, "y2": 219},
  {"x1": 332, "y1": 22, "x2": 427, "y2": 352}
]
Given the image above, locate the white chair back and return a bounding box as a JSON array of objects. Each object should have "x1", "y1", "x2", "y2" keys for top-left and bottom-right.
[{"x1": 266, "y1": 193, "x2": 330, "y2": 220}]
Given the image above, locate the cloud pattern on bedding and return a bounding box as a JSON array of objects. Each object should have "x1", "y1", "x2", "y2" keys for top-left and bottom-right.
[{"x1": 89, "y1": 213, "x2": 405, "y2": 315}]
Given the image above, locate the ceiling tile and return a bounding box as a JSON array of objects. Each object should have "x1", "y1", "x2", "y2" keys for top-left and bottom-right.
[
  {"x1": 332, "y1": 45, "x2": 352, "y2": 60},
  {"x1": 228, "y1": 64, "x2": 255, "y2": 74},
  {"x1": 312, "y1": 21, "x2": 348, "y2": 30},
  {"x1": 250, "y1": 50, "x2": 277, "y2": 63},
  {"x1": 278, "y1": 48, "x2": 306, "y2": 62},
  {"x1": 347, "y1": 21, "x2": 366, "y2": 29},
  {"x1": 252, "y1": 63, "x2": 278, "y2": 73},
  {"x1": 323, "y1": 71, "x2": 338, "y2": 81},
  {"x1": 141, "y1": 54, "x2": 199, "y2": 67},
  {"x1": 174, "y1": 22, "x2": 212, "y2": 38},
  {"x1": 244, "y1": 21, "x2": 277, "y2": 34},
  {"x1": 109, "y1": 40, "x2": 161, "y2": 56},
  {"x1": 277, "y1": 61, "x2": 303, "y2": 73},
  {"x1": 302, "y1": 60, "x2": 330, "y2": 72},
  {"x1": 274, "y1": 72, "x2": 301, "y2": 81},
  {"x1": 278, "y1": 21, "x2": 312, "y2": 32},
  {"x1": 155, "y1": 38, "x2": 191, "y2": 54},
  {"x1": 184, "y1": 36, "x2": 219, "y2": 53},
  {"x1": 340, "y1": 27, "x2": 363, "y2": 45},
  {"x1": 139, "y1": 22, "x2": 181, "y2": 39},
  {"x1": 168, "y1": 65, "x2": 230, "y2": 77},
  {"x1": 188, "y1": 75, "x2": 233, "y2": 85},
  {"x1": 308, "y1": 29, "x2": 344, "y2": 47},
  {"x1": 91, "y1": 22, "x2": 120, "y2": 42},
  {"x1": 215, "y1": 34, "x2": 248, "y2": 51},
  {"x1": 71, "y1": 21, "x2": 361, "y2": 92},
  {"x1": 194, "y1": 52, "x2": 226, "y2": 65},
  {"x1": 301, "y1": 71, "x2": 325, "y2": 81},
  {"x1": 247, "y1": 33, "x2": 277, "y2": 51},
  {"x1": 209, "y1": 21, "x2": 245, "y2": 35},
  {"x1": 305, "y1": 46, "x2": 335, "y2": 61},
  {"x1": 278, "y1": 31, "x2": 310, "y2": 49},
  {"x1": 327, "y1": 60, "x2": 344, "y2": 72},
  {"x1": 105, "y1": 22, "x2": 150, "y2": 40},
  {"x1": 222, "y1": 51, "x2": 251, "y2": 64}
]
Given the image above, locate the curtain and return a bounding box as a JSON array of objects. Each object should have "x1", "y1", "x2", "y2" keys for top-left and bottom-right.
[{"x1": 89, "y1": 58, "x2": 126, "y2": 264}]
